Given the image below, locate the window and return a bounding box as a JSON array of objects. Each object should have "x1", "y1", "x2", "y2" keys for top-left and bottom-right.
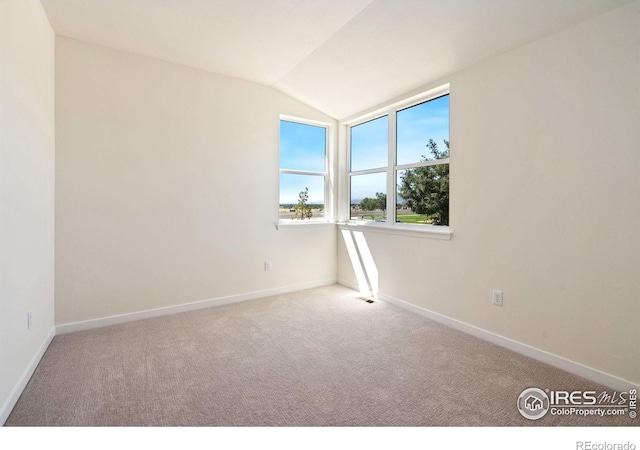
[
  {"x1": 279, "y1": 117, "x2": 329, "y2": 222},
  {"x1": 347, "y1": 86, "x2": 450, "y2": 228}
]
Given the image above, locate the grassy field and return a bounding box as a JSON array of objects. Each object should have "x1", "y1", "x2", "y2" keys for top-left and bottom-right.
[
  {"x1": 396, "y1": 214, "x2": 430, "y2": 224},
  {"x1": 350, "y1": 211, "x2": 384, "y2": 221},
  {"x1": 279, "y1": 208, "x2": 325, "y2": 220},
  {"x1": 350, "y1": 210, "x2": 431, "y2": 224}
]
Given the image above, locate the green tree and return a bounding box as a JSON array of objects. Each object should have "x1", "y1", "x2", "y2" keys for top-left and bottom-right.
[
  {"x1": 374, "y1": 192, "x2": 387, "y2": 211},
  {"x1": 359, "y1": 197, "x2": 377, "y2": 211},
  {"x1": 294, "y1": 187, "x2": 313, "y2": 220},
  {"x1": 359, "y1": 193, "x2": 386, "y2": 211},
  {"x1": 398, "y1": 139, "x2": 449, "y2": 225}
]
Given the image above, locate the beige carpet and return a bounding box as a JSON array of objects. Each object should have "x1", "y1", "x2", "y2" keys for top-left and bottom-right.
[{"x1": 5, "y1": 285, "x2": 635, "y2": 426}]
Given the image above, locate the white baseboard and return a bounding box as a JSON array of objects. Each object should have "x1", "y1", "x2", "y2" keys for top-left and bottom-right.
[
  {"x1": 377, "y1": 292, "x2": 639, "y2": 392},
  {"x1": 0, "y1": 326, "x2": 55, "y2": 425},
  {"x1": 337, "y1": 279, "x2": 361, "y2": 292},
  {"x1": 56, "y1": 279, "x2": 337, "y2": 335}
]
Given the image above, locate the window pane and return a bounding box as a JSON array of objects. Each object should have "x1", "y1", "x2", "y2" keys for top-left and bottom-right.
[
  {"x1": 280, "y1": 120, "x2": 326, "y2": 172},
  {"x1": 350, "y1": 172, "x2": 387, "y2": 222},
  {"x1": 279, "y1": 174, "x2": 325, "y2": 221},
  {"x1": 396, "y1": 166, "x2": 449, "y2": 226},
  {"x1": 350, "y1": 116, "x2": 388, "y2": 172},
  {"x1": 397, "y1": 95, "x2": 449, "y2": 166}
]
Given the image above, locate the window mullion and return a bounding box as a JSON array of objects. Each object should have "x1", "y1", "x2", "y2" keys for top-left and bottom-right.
[
  {"x1": 280, "y1": 168, "x2": 326, "y2": 176},
  {"x1": 395, "y1": 158, "x2": 450, "y2": 171},
  {"x1": 349, "y1": 167, "x2": 387, "y2": 176},
  {"x1": 387, "y1": 111, "x2": 397, "y2": 224}
]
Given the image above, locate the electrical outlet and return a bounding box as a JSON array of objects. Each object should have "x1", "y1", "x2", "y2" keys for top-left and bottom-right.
[
  {"x1": 264, "y1": 261, "x2": 271, "y2": 272},
  {"x1": 27, "y1": 311, "x2": 32, "y2": 330},
  {"x1": 492, "y1": 290, "x2": 503, "y2": 306}
]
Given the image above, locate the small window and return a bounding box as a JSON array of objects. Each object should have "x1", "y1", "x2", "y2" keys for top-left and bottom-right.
[
  {"x1": 279, "y1": 118, "x2": 328, "y2": 222},
  {"x1": 347, "y1": 89, "x2": 450, "y2": 227}
]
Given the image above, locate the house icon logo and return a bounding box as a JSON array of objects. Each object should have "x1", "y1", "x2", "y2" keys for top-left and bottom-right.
[
  {"x1": 525, "y1": 395, "x2": 543, "y2": 411},
  {"x1": 517, "y1": 388, "x2": 550, "y2": 420}
]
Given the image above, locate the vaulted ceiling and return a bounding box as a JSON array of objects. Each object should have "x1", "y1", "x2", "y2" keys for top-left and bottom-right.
[{"x1": 40, "y1": 0, "x2": 632, "y2": 119}]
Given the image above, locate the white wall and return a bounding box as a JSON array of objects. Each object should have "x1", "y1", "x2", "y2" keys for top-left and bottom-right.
[
  {"x1": 338, "y1": 1, "x2": 640, "y2": 385},
  {"x1": 0, "y1": 0, "x2": 55, "y2": 423},
  {"x1": 55, "y1": 37, "x2": 337, "y2": 325}
]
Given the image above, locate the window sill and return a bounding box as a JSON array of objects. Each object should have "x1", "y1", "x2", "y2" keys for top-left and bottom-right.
[
  {"x1": 337, "y1": 222, "x2": 452, "y2": 240},
  {"x1": 275, "y1": 221, "x2": 335, "y2": 230}
]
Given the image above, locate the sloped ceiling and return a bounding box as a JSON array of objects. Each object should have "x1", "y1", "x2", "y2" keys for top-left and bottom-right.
[{"x1": 41, "y1": 0, "x2": 632, "y2": 119}]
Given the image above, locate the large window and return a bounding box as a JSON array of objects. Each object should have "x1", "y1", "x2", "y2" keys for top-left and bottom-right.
[
  {"x1": 348, "y1": 87, "x2": 450, "y2": 227},
  {"x1": 279, "y1": 117, "x2": 329, "y2": 222}
]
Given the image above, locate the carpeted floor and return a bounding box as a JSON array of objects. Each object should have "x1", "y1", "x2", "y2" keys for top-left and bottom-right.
[{"x1": 5, "y1": 285, "x2": 636, "y2": 426}]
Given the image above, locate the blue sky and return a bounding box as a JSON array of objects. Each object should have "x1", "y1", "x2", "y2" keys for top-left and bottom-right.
[
  {"x1": 396, "y1": 94, "x2": 449, "y2": 165},
  {"x1": 351, "y1": 115, "x2": 388, "y2": 171},
  {"x1": 279, "y1": 173, "x2": 325, "y2": 205}
]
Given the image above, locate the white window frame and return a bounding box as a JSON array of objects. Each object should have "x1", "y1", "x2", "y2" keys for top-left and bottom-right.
[
  {"x1": 278, "y1": 115, "x2": 334, "y2": 227},
  {"x1": 341, "y1": 84, "x2": 451, "y2": 240}
]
